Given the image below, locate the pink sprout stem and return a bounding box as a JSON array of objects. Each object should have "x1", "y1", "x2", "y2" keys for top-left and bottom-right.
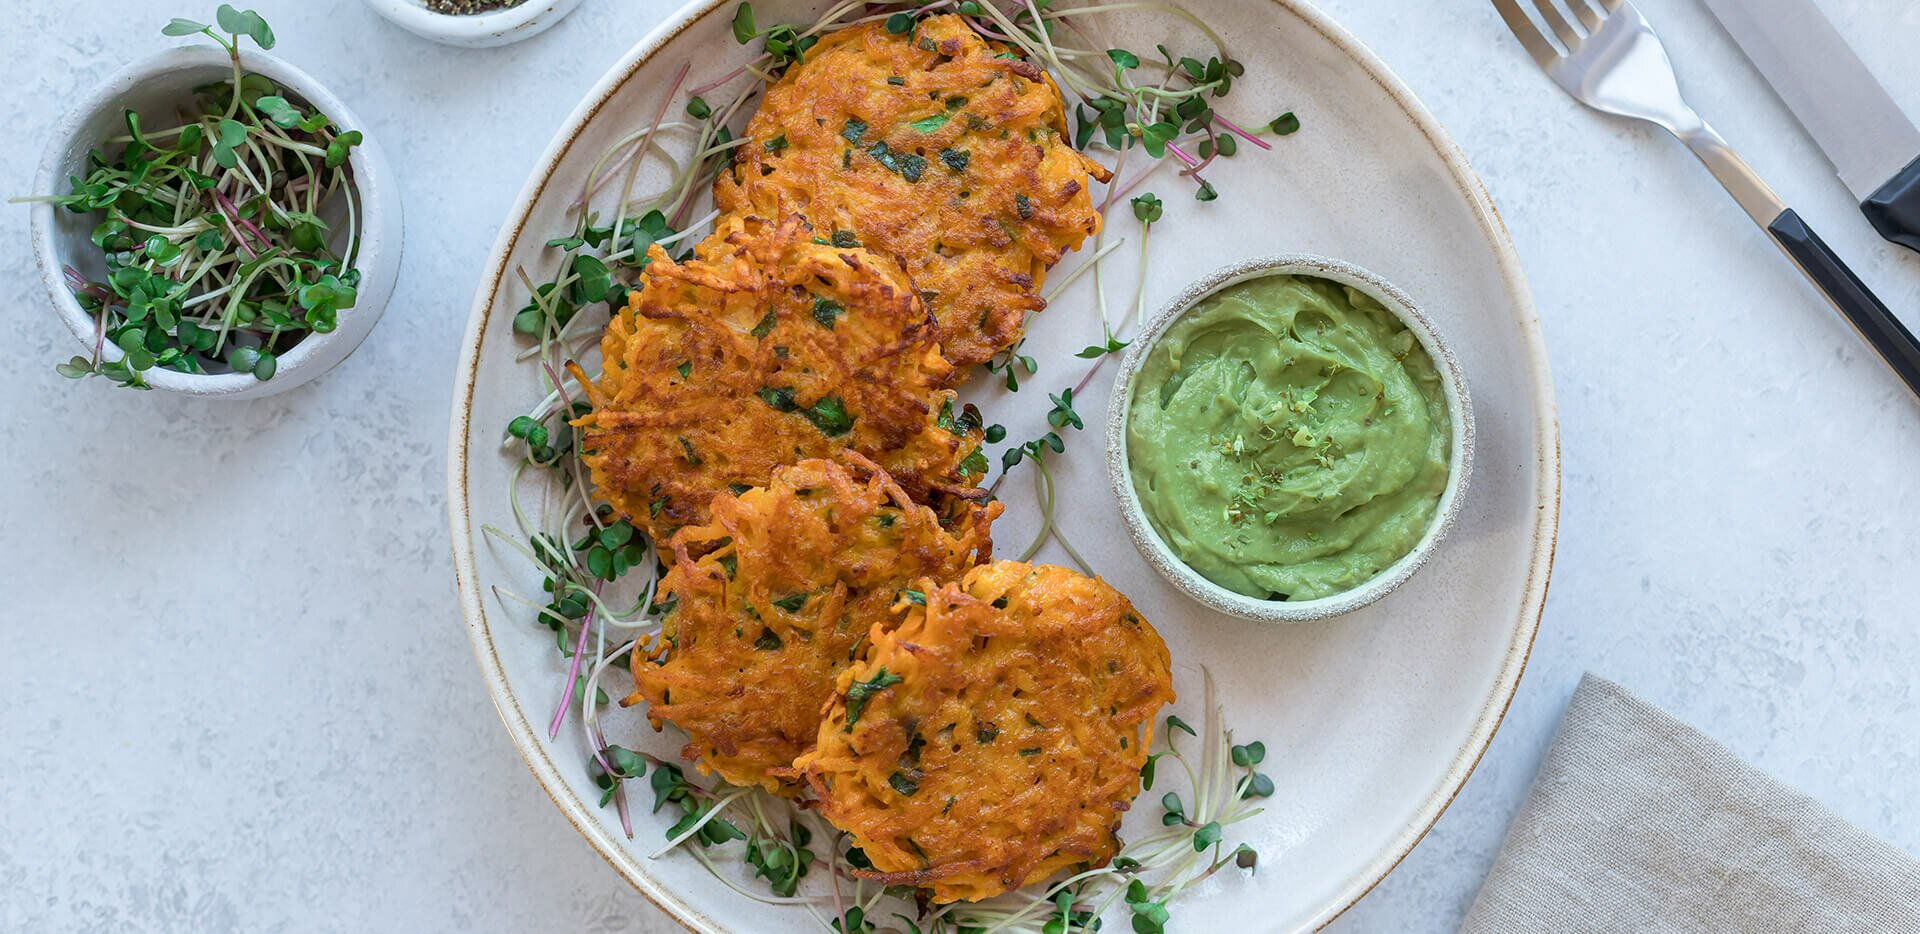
[
  {"x1": 542, "y1": 360, "x2": 579, "y2": 417},
  {"x1": 687, "y1": 63, "x2": 749, "y2": 98},
  {"x1": 62, "y1": 265, "x2": 112, "y2": 302},
  {"x1": 670, "y1": 183, "x2": 700, "y2": 230},
  {"x1": 587, "y1": 715, "x2": 636, "y2": 838},
  {"x1": 211, "y1": 189, "x2": 268, "y2": 257},
  {"x1": 575, "y1": 62, "x2": 692, "y2": 212},
  {"x1": 1181, "y1": 133, "x2": 1219, "y2": 178},
  {"x1": 548, "y1": 581, "x2": 605, "y2": 740},
  {"x1": 962, "y1": 15, "x2": 1014, "y2": 42},
  {"x1": 1165, "y1": 140, "x2": 1199, "y2": 169},
  {"x1": 1211, "y1": 113, "x2": 1273, "y2": 151},
  {"x1": 1108, "y1": 168, "x2": 1158, "y2": 205}
]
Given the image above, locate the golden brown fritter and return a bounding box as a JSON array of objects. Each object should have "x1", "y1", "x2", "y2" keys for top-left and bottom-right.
[
  {"x1": 628, "y1": 456, "x2": 1000, "y2": 795},
  {"x1": 796, "y1": 561, "x2": 1175, "y2": 903},
  {"x1": 574, "y1": 217, "x2": 988, "y2": 546},
  {"x1": 713, "y1": 14, "x2": 1112, "y2": 374}
]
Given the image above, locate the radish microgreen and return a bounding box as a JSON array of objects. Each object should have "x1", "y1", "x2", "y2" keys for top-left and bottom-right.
[{"x1": 19, "y1": 6, "x2": 362, "y2": 388}]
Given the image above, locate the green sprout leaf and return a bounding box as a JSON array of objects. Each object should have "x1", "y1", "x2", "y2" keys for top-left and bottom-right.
[
  {"x1": 569, "y1": 254, "x2": 613, "y2": 303},
  {"x1": 1132, "y1": 192, "x2": 1163, "y2": 224},
  {"x1": 215, "y1": 4, "x2": 275, "y2": 49},
  {"x1": 1139, "y1": 122, "x2": 1178, "y2": 158},
  {"x1": 1244, "y1": 772, "x2": 1275, "y2": 799},
  {"x1": 324, "y1": 129, "x2": 363, "y2": 168},
  {"x1": 731, "y1": 2, "x2": 757, "y2": 44},
  {"x1": 1047, "y1": 388, "x2": 1083, "y2": 430},
  {"x1": 256, "y1": 95, "x2": 302, "y2": 129}
]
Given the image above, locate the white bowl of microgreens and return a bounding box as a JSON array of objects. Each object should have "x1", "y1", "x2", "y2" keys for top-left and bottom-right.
[
  {"x1": 361, "y1": 0, "x2": 587, "y2": 49},
  {"x1": 23, "y1": 6, "x2": 399, "y2": 398}
]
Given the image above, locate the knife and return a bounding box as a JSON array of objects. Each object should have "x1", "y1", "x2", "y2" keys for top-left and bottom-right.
[{"x1": 1701, "y1": 0, "x2": 1920, "y2": 253}]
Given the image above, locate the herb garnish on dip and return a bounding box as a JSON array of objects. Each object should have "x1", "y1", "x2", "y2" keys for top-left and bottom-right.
[{"x1": 1125, "y1": 274, "x2": 1451, "y2": 602}]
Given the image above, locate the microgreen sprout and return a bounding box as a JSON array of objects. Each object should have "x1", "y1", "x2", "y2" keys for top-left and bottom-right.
[
  {"x1": 985, "y1": 343, "x2": 1039, "y2": 391},
  {"x1": 17, "y1": 6, "x2": 363, "y2": 388},
  {"x1": 1131, "y1": 192, "x2": 1164, "y2": 223},
  {"x1": 1046, "y1": 387, "x2": 1083, "y2": 431}
]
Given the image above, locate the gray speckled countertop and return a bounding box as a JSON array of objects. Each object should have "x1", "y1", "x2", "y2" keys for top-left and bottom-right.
[{"x1": 3, "y1": 1, "x2": 1917, "y2": 931}]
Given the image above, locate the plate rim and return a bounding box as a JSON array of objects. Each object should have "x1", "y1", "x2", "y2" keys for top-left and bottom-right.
[{"x1": 444, "y1": 0, "x2": 1561, "y2": 929}]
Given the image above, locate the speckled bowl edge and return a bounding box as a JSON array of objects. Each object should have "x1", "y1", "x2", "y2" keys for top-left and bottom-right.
[
  {"x1": 1104, "y1": 254, "x2": 1475, "y2": 623},
  {"x1": 361, "y1": 0, "x2": 588, "y2": 49}
]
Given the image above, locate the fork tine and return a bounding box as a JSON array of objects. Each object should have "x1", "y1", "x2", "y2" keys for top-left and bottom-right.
[
  {"x1": 1531, "y1": 0, "x2": 1584, "y2": 48},
  {"x1": 1491, "y1": 0, "x2": 1561, "y2": 64},
  {"x1": 1567, "y1": 0, "x2": 1603, "y2": 31},
  {"x1": 1596, "y1": 0, "x2": 1621, "y2": 10}
]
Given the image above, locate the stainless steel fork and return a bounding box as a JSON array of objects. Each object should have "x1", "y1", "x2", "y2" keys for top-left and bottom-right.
[{"x1": 1493, "y1": 0, "x2": 1920, "y2": 400}]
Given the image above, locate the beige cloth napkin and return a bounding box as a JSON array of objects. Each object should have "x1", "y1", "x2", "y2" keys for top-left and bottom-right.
[{"x1": 1462, "y1": 674, "x2": 1920, "y2": 932}]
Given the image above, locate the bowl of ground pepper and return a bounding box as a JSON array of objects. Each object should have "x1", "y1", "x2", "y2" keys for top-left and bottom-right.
[
  {"x1": 1106, "y1": 254, "x2": 1474, "y2": 624},
  {"x1": 362, "y1": 0, "x2": 586, "y2": 48}
]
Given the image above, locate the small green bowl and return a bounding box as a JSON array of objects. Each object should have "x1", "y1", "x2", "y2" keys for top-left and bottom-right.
[{"x1": 1105, "y1": 254, "x2": 1475, "y2": 623}]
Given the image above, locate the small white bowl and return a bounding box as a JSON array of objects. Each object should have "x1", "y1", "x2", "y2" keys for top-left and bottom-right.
[
  {"x1": 29, "y1": 45, "x2": 401, "y2": 400},
  {"x1": 362, "y1": 0, "x2": 587, "y2": 48},
  {"x1": 1106, "y1": 255, "x2": 1475, "y2": 623}
]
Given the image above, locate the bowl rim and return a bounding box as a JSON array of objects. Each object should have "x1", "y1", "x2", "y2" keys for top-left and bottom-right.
[
  {"x1": 27, "y1": 44, "x2": 394, "y2": 396},
  {"x1": 1104, "y1": 253, "x2": 1477, "y2": 623},
  {"x1": 359, "y1": 0, "x2": 587, "y2": 43}
]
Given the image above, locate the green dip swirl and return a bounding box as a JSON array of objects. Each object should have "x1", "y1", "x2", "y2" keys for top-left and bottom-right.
[{"x1": 1125, "y1": 274, "x2": 1452, "y2": 601}]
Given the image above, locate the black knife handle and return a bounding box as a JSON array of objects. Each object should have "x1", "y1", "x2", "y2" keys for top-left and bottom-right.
[
  {"x1": 1863, "y1": 155, "x2": 1920, "y2": 253},
  {"x1": 1767, "y1": 208, "x2": 1920, "y2": 399}
]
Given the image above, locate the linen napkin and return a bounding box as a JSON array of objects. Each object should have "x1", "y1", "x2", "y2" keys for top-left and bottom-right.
[{"x1": 1462, "y1": 674, "x2": 1920, "y2": 932}]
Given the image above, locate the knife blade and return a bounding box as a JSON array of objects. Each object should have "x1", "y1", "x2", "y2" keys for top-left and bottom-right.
[{"x1": 1702, "y1": 0, "x2": 1920, "y2": 252}]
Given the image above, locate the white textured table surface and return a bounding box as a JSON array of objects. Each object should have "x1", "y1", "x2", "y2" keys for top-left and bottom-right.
[{"x1": 3, "y1": 1, "x2": 1917, "y2": 930}]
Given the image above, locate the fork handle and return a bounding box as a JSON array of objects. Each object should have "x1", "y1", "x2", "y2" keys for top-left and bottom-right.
[
  {"x1": 1767, "y1": 208, "x2": 1920, "y2": 399},
  {"x1": 1862, "y1": 155, "x2": 1920, "y2": 253}
]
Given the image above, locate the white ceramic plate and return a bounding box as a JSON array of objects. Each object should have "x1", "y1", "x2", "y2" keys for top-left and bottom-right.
[{"x1": 447, "y1": 0, "x2": 1558, "y2": 930}]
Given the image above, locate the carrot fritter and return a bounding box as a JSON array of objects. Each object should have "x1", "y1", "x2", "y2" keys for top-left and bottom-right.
[
  {"x1": 713, "y1": 14, "x2": 1112, "y2": 374},
  {"x1": 628, "y1": 456, "x2": 1000, "y2": 795},
  {"x1": 574, "y1": 217, "x2": 988, "y2": 546},
  {"x1": 796, "y1": 561, "x2": 1175, "y2": 903}
]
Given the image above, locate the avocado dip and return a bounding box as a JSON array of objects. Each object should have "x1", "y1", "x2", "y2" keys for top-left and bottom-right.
[{"x1": 1125, "y1": 274, "x2": 1452, "y2": 602}]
